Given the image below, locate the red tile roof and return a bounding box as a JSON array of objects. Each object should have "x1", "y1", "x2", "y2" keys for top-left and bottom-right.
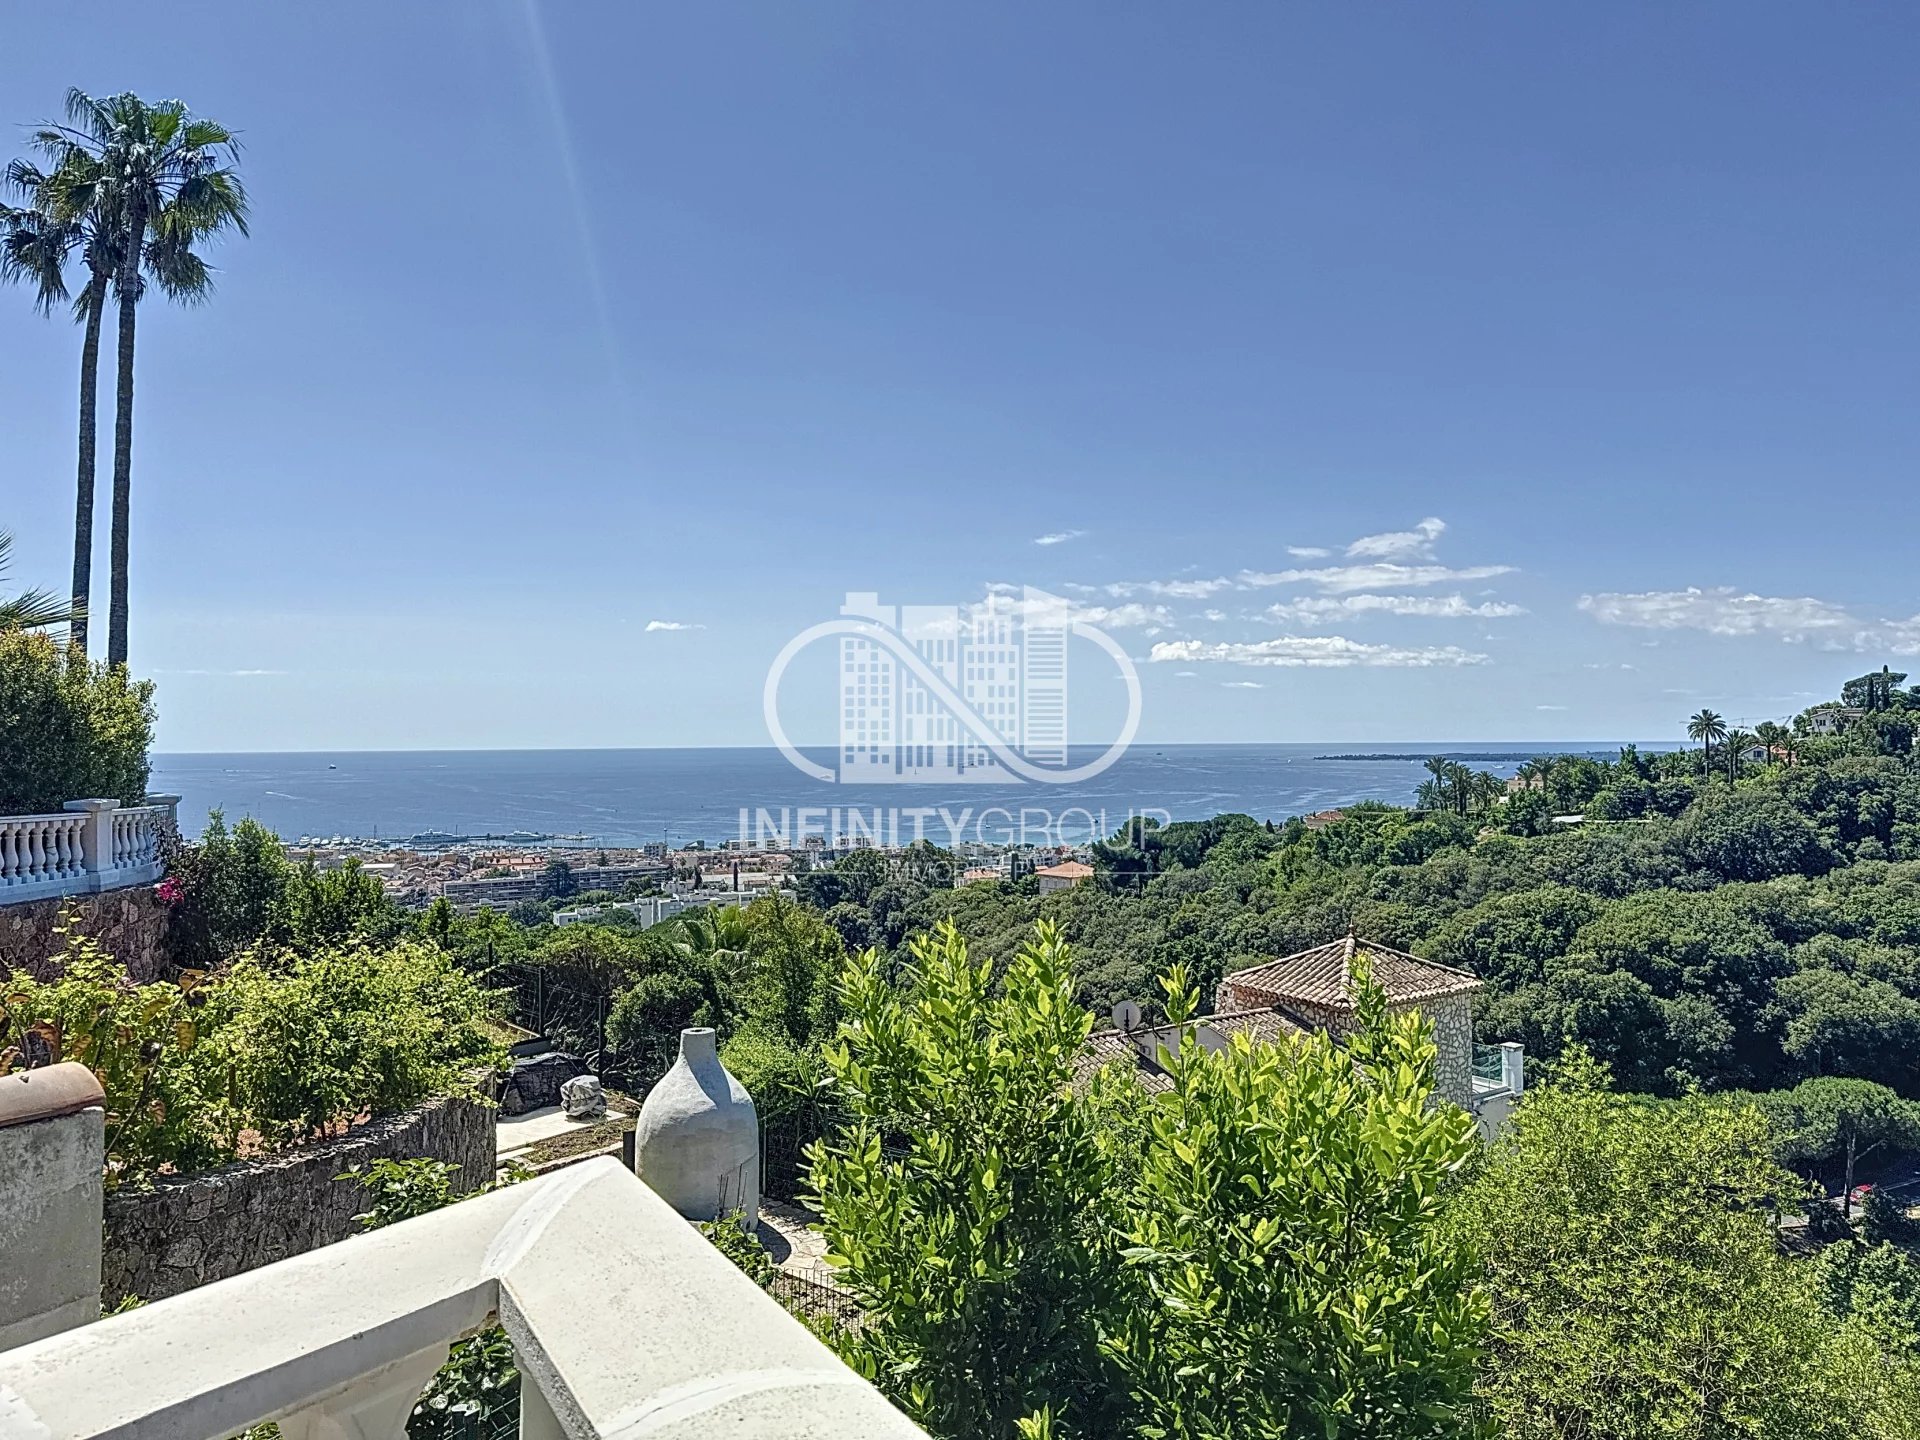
[
  {"x1": 1036, "y1": 860, "x2": 1095, "y2": 879},
  {"x1": 1222, "y1": 935, "x2": 1481, "y2": 1010}
]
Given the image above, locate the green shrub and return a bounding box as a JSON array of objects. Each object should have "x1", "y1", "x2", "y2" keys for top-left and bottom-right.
[
  {"x1": 210, "y1": 940, "x2": 503, "y2": 1145},
  {"x1": 0, "y1": 630, "x2": 154, "y2": 813},
  {"x1": 5, "y1": 937, "x2": 505, "y2": 1178},
  {"x1": 167, "y1": 816, "x2": 406, "y2": 967},
  {"x1": 165, "y1": 812, "x2": 294, "y2": 965},
  {"x1": 608, "y1": 967, "x2": 727, "y2": 1077},
  {"x1": 338, "y1": 1157, "x2": 462, "y2": 1227},
  {"x1": 0, "y1": 935, "x2": 225, "y2": 1181},
  {"x1": 700, "y1": 1211, "x2": 777, "y2": 1286}
]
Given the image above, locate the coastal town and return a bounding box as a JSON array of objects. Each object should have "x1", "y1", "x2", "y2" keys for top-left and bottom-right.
[{"x1": 285, "y1": 830, "x2": 1101, "y2": 916}]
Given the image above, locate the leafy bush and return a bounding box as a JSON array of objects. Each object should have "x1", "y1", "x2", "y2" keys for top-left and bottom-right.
[
  {"x1": 1859, "y1": 1187, "x2": 1920, "y2": 1248},
  {"x1": 338, "y1": 1157, "x2": 462, "y2": 1227},
  {"x1": 166, "y1": 814, "x2": 404, "y2": 967},
  {"x1": 700, "y1": 1211, "x2": 777, "y2": 1286},
  {"x1": 0, "y1": 630, "x2": 154, "y2": 813},
  {"x1": 607, "y1": 967, "x2": 728, "y2": 1075},
  {"x1": 0, "y1": 935, "x2": 225, "y2": 1180},
  {"x1": 1449, "y1": 1058, "x2": 1919, "y2": 1436},
  {"x1": 809, "y1": 921, "x2": 1485, "y2": 1440},
  {"x1": 164, "y1": 812, "x2": 294, "y2": 965},
  {"x1": 3, "y1": 938, "x2": 504, "y2": 1178},
  {"x1": 210, "y1": 940, "x2": 503, "y2": 1145},
  {"x1": 1107, "y1": 959, "x2": 1486, "y2": 1440}
]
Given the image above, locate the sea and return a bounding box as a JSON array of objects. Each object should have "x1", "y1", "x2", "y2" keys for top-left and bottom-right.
[{"x1": 148, "y1": 743, "x2": 1666, "y2": 850}]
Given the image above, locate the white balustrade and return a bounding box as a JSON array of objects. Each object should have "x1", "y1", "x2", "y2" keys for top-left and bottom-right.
[
  {"x1": 0, "y1": 797, "x2": 178, "y2": 905},
  {"x1": 0, "y1": 1157, "x2": 927, "y2": 1440}
]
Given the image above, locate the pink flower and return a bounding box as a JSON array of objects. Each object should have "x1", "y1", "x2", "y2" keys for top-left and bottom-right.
[{"x1": 155, "y1": 877, "x2": 184, "y2": 906}]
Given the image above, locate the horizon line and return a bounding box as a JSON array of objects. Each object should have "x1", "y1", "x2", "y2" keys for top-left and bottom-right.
[{"x1": 151, "y1": 737, "x2": 1682, "y2": 757}]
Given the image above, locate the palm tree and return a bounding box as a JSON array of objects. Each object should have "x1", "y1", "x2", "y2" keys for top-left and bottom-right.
[
  {"x1": 3, "y1": 148, "x2": 118, "y2": 655},
  {"x1": 1470, "y1": 769, "x2": 1504, "y2": 815},
  {"x1": 669, "y1": 905, "x2": 752, "y2": 977},
  {"x1": 1515, "y1": 756, "x2": 1555, "y2": 792},
  {"x1": 1753, "y1": 721, "x2": 1789, "y2": 769},
  {"x1": 30, "y1": 90, "x2": 247, "y2": 666},
  {"x1": 1444, "y1": 761, "x2": 1476, "y2": 815},
  {"x1": 1725, "y1": 728, "x2": 1756, "y2": 782},
  {"x1": 1687, "y1": 709, "x2": 1728, "y2": 777},
  {"x1": 0, "y1": 531, "x2": 78, "y2": 632}
]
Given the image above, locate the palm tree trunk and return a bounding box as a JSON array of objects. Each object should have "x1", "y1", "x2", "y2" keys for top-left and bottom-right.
[
  {"x1": 107, "y1": 210, "x2": 146, "y2": 669},
  {"x1": 69, "y1": 271, "x2": 106, "y2": 656}
]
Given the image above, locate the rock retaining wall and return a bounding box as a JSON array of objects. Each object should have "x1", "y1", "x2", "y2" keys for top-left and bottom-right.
[
  {"x1": 0, "y1": 888, "x2": 171, "y2": 981},
  {"x1": 101, "y1": 1091, "x2": 494, "y2": 1304}
]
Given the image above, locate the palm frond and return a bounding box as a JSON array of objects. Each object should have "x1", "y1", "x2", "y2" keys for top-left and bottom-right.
[
  {"x1": 0, "y1": 202, "x2": 77, "y2": 314},
  {"x1": 144, "y1": 227, "x2": 212, "y2": 303},
  {"x1": 63, "y1": 87, "x2": 116, "y2": 140},
  {"x1": 0, "y1": 532, "x2": 78, "y2": 633}
]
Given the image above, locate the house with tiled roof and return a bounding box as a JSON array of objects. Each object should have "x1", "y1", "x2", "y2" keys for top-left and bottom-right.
[
  {"x1": 1035, "y1": 860, "x2": 1094, "y2": 893},
  {"x1": 1080, "y1": 935, "x2": 1523, "y2": 1124}
]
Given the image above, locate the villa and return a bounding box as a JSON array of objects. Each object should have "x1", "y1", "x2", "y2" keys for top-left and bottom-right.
[
  {"x1": 1035, "y1": 859, "x2": 1094, "y2": 892},
  {"x1": 1080, "y1": 935, "x2": 1523, "y2": 1128}
]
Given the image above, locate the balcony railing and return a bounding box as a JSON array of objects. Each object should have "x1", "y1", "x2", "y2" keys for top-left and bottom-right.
[
  {"x1": 1471, "y1": 1041, "x2": 1525, "y2": 1100},
  {"x1": 0, "y1": 796, "x2": 178, "y2": 905},
  {"x1": 0, "y1": 1156, "x2": 927, "y2": 1440}
]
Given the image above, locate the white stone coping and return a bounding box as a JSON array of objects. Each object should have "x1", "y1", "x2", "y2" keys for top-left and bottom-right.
[{"x1": 0, "y1": 1157, "x2": 925, "y2": 1440}]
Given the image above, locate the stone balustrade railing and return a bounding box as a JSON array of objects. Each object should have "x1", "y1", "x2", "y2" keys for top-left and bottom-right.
[
  {"x1": 0, "y1": 796, "x2": 178, "y2": 906},
  {"x1": 0, "y1": 1156, "x2": 928, "y2": 1440}
]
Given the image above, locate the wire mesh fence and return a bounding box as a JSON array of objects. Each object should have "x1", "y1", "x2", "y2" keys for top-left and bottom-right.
[{"x1": 766, "y1": 1265, "x2": 866, "y2": 1337}]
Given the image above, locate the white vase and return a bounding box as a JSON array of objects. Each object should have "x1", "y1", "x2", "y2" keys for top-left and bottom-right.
[{"x1": 633, "y1": 1027, "x2": 759, "y2": 1226}]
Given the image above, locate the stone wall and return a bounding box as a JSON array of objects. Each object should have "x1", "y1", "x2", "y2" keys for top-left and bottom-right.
[
  {"x1": 0, "y1": 887, "x2": 171, "y2": 981},
  {"x1": 1424, "y1": 994, "x2": 1476, "y2": 1109},
  {"x1": 101, "y1": 1091, "x2": 494, "y2": 1304}
]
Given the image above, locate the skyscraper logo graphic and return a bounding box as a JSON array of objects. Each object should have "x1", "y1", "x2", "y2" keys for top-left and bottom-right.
[{"x1": 763, "y1": 588, "x2": 1142, "y2": 785}]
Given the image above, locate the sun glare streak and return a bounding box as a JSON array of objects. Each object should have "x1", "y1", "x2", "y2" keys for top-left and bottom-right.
[{"x1": 512, "y1": 0, "x2": 639, "y2": 442}]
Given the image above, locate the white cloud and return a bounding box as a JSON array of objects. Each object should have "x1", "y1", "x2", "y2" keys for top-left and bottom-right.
[
  {"x1": 1264, "y1": 593, "x2": 1526, "y2": 624},
  {"x1": 1576, "y1": 587, "x2": 1920, "y2": 653},
  {"x1": 1536, "y1": 704, "x2": 1569, "y2": 711},
  {"x1": 644, "y1": 620, "x2": 705, "y2": 632},
  {"x1": 1103, "y1": 577, "x2": 1233, "y2": 600},
  {"x1": 1239, "y1": 562, "x2": 1516, "y2": 594},
  {"x1": 1174, "y1": 670, "x2": 1197, "y2": 677},
  {"x1": 1033, "y1": 529, "x2": 1085, "y2": 546},
  {"x1": 1346, "y1": 516, "x2": 1445, "y2": 561},
  {"x1": 970, "y1": 587, "x2": 1169, "y2": 630},
  {"x1": 1202, "y1": 609, "x2": 1227, "y2": 622},
  {"x1": 1577, "y1": 587, "x2": 1850, "y2": 637},
  {"x1": 1149, "y1": 635, "x2": 1491, "y2": 669},
  {"x1": 1223, "y1": 680, "x2": 1265, "y2": 689},
  {"x1": 1094, "y1": 522, "x2": 1514, "y2": 604}
]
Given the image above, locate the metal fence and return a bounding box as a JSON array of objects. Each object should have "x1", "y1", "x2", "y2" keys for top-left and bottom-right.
[
  {"x1": 766, "y1": 1266, "x2": 866, "y2": 1337},
  {"x1": 487, "y1": 963, "x2": 675, "y2": 1097}
]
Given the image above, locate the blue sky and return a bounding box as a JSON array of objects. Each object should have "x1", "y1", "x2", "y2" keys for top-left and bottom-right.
[{"x1": 4, "y1": 3, "x2": 1916, "y2": 751}]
